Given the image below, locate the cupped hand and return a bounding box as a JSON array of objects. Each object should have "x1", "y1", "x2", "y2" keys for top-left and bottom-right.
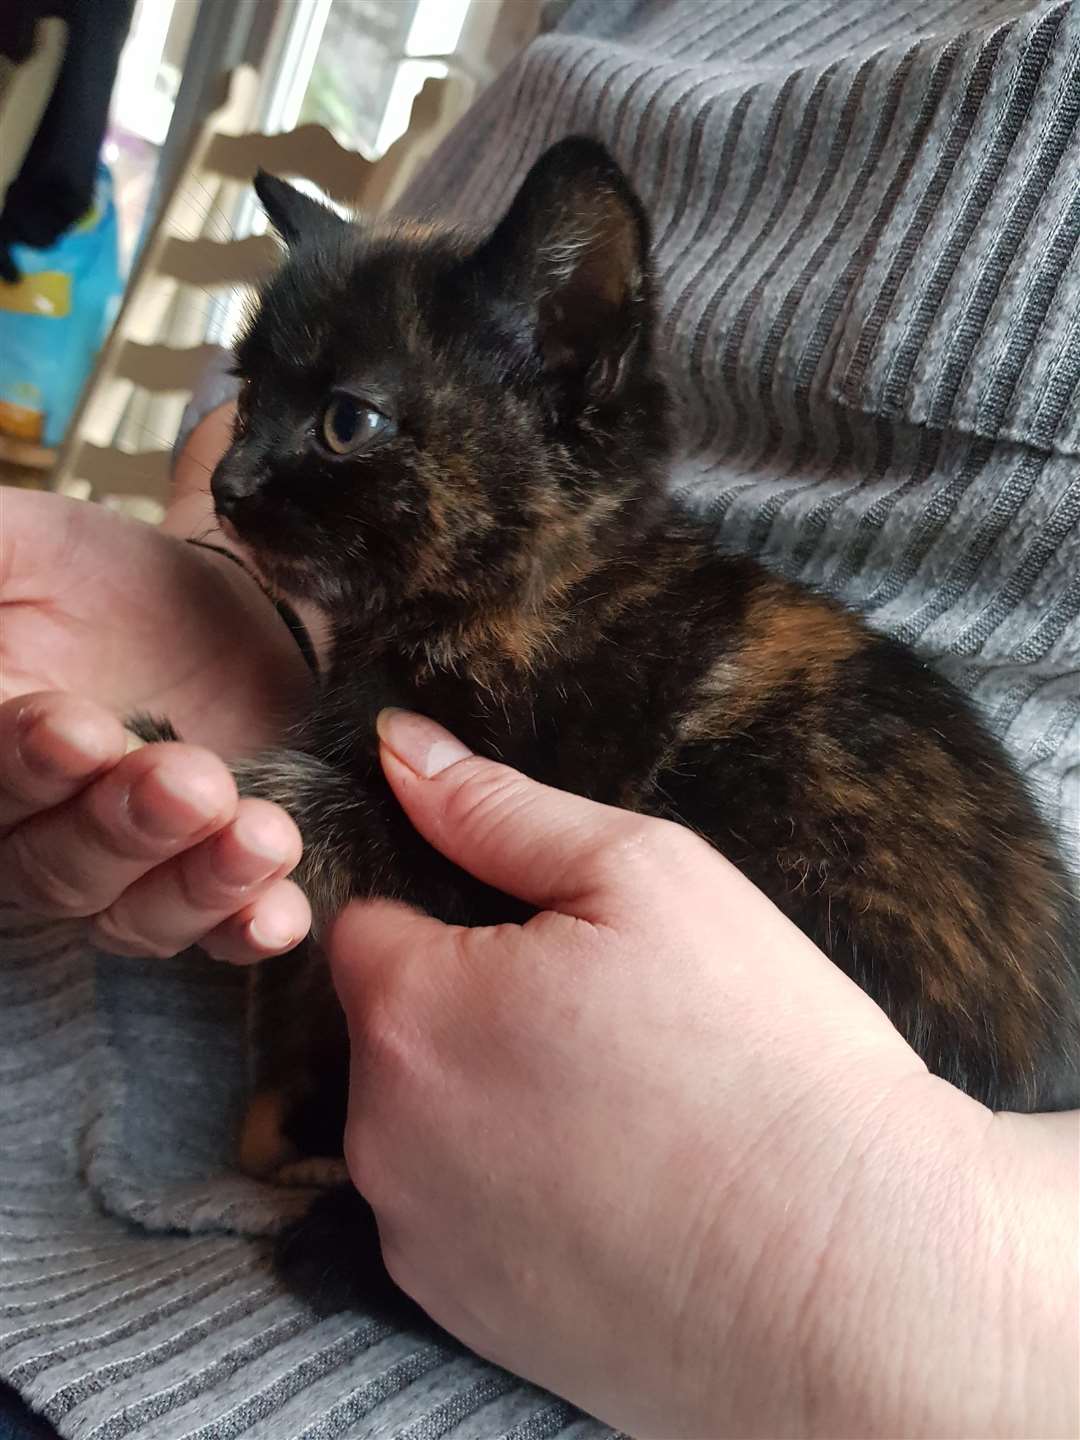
[
  {"x1": 327, "y1": 710, "x2": 1074, "y2": 1440},
  {"x1": 0, "y1": 481, "x2": 314, "y2": 960},
  {"x1": 0, "y1": 691, "x2": 309, "y2": 960},
  {"x1": 0, "y1": 483, "x2": 310, "y2": 755}
]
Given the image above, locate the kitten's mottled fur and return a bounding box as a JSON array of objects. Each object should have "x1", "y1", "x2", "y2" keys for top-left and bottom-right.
[{"x1": 145, "y1": 139, "x2": 1079, "y2": 1181}]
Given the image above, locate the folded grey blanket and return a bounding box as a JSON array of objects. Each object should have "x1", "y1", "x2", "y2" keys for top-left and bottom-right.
[{"x1": 3, "y1": 0, "x2": 1078, "y2": 1435}]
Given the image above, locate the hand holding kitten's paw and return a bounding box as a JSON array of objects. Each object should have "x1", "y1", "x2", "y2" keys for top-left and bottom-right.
[{"x1": 0, "y1": 691, "x2": 311, "y2": 961}]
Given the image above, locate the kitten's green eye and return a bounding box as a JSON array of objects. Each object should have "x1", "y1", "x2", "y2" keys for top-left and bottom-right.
[{"x1": 319, "y1": 394, "x2": 395, "y2": 455}]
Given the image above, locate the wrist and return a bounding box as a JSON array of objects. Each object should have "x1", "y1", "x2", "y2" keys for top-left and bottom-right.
[
  {"x1": 979, "y1": 1108, "x2": 1080, "y2": 1439},
  {"x1": 789, "y1": 1075, "x2": 1070, "y2": 1440},
  {"x1": 641, "y1": 1052, "x2": 936, "y2": 1437},
  {"x1": 667, "y1": 1069, "x2": 1009, "y2": 1439}
]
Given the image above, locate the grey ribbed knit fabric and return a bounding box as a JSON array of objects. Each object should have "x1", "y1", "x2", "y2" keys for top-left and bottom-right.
[{"x1": 4, "y1": 0, "x2": 1079, "y2": 1435}]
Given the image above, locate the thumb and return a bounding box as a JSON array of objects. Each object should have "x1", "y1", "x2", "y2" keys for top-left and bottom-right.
[{"x1": 374, "y1": 708, "x2": 659, "y2": 919}]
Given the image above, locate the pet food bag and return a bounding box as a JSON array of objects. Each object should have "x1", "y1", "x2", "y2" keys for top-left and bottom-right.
[{"x1": 0, "y1": 163, "x2": 122, "y2": 448}]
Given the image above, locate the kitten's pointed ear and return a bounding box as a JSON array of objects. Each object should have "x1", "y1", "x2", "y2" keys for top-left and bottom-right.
[
  {"x1": 475, "y1": 137, "x2": 651, "y2": 397},
  {"x1": 254, "y1": 171, "x2": 345, "y2": 246}
]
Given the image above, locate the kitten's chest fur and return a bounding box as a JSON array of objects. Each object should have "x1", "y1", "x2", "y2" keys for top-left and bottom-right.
[{"x1": 312, "y1": 526, "x2": 733, "y2": 809}]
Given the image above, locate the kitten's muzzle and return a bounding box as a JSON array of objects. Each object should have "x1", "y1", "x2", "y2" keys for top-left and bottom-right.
[
  {"x1": 210, "y1": 457, "x2": 299, "y2": 568},
  {"x1": 211, "y1": 465, "x2": 260, "y2": 518},
  {"x1": 211, "y1": 440, "x2": 272, "y2": 517}
]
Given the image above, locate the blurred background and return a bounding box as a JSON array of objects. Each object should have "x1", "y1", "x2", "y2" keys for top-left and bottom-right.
[{"x1": 0, "y1": 0, "x2": 544, "y2": 513}]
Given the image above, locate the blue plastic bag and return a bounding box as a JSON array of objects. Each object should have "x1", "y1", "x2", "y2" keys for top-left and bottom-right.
[{"x1": 0, "y1": 163, "x2": 123, "y2": 448}]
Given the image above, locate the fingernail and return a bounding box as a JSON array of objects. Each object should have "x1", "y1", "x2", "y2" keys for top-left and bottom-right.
[
  {"x1": 124, "y1": 732, "x2": 145, "y2": 755},
  {"x1": 248, "y1": 914, "x2": 299, "y2": 952},
  {"x1": 376, "y1": 708, "x2": 472, "y2": 778}
]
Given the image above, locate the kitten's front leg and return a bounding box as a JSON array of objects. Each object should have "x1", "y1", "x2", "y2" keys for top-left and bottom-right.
[{"x1": 231, "y1": 748, "x2": 386, "y2": 936}]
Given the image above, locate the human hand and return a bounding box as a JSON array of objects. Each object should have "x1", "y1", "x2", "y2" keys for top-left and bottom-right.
[
  {"x1": 0, "y1": 478, "x2": 314, "y2": 960},
  {"x1": 0, "y1": 481, "x2": 311, "y2": 756},
  {"x1": 0, "y1": 691, "x2": 309, "y2": 960},
  {"x1": 327, "y1": 710, "x2": 1077, "y2": 1439}
]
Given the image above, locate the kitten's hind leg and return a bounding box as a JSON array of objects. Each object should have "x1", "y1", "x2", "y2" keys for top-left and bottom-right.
[
  {"x1": 241, "y1": 943, "x2": 351, "y2": 1178},
  {"x1": 239, "y1": 1086, "x2": 351, "y2": 1181},
  {"x1": 121, "y1": 720, "x2": 363, "y2": 1174}
]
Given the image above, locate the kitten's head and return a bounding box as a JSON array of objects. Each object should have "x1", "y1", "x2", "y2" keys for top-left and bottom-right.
[{"x1": 213, "y1": 138, "x2": 670, "y2": 634}]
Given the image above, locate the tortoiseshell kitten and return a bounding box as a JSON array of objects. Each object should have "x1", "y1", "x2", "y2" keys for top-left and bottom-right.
[{"x1": 144, "y1": 138, "x2": 1078, "y2": 1182}]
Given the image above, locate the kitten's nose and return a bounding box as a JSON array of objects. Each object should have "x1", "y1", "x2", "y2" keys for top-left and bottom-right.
[{"x1": 211, "y1": 454, "x2": 263, "y2": 515}]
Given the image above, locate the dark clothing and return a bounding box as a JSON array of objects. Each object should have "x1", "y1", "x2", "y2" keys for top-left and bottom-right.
[{"x1": 0, "y1": 0, "x2": 133, "y2": 279}]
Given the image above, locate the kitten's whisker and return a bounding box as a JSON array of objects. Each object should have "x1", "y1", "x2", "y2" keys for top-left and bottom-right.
[
  {"x1": 173, "y1": 179, "x2": 240, "y2": 245},
  {"x1": 122, "y1": 421, "x2": 218, "y2": 474}
]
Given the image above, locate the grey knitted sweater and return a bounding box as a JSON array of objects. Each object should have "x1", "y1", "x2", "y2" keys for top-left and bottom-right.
[{"x1": 3, "y1": 1, "x2": 1078, "y2": 1436}]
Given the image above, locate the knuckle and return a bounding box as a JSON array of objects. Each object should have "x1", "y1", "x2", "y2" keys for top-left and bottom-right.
[
  {"x1": 593, "y1": 814, "x2": 706, "y2": 887},
  {"x1": 649, "y1": 816, "x2": 713, "y2": 867},
  {"x1": 81, "y1": 788, "x2": 164, "y2": 863},
  {"x1": 379, "y1": 1238, "x2": 415, "y2": 1296},
  {"x1": 341, "y1": 1110, "x2": 403, "y2": 1219},
  {"x1": 5, "y1": 832, "x2": 94, "y2": 917},
  {"x1": 343, "y1": 1129, "x2": 383, "y2": 1204},
  {"x1": 355, "y1": 981, "x2": 419, "y2": 1081},
  {"x1": 443, "y1": 765, "x2": 533, "y2": 849},
  {"x1": 91, "y1": 910, "x2": 174, "y2": 960},
  {"x1": 5, "y1": 703, "x2": 48, "y2": 788},
  {"x1": 176, "y1": 851, "x2": 220, "y2": 911},
  {"x1": 197, "y1": 929, "x2": 237, "y2": 964},
  {"x1": 587, "y1": 817, "x2": 654, "y2": 880}
]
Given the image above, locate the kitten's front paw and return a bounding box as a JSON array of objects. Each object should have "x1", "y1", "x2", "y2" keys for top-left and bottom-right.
[
  {"x1": 232, "y1": 749, "x2": 364, "y2": 931},
  {"x1": 124, "y1": 712, "x2": 182, "y2": 745}
]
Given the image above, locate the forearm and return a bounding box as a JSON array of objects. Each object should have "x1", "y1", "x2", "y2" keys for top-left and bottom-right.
[{"x1": 770, "y1": 1080, "x2": 1077, "y2": 1440}]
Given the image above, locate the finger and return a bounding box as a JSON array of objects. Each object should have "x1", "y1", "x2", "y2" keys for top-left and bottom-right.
[
  {"x1": 198, "y1": 878, "x2": 311, "y2": 964},
  {"x1": 0, "y1": 692, "x2": 129, "y2": 830},
  {"x1": 375, "y1": 708, "x2": 670, "y2": 918},
  {"x1": 91, "y1": 798, "x2": 303, "y2": 959},
  {"x1": 0, "y1": 743, "x2": 237, "y2": 917},
  {"x1": 328, "y1": 898, "x2": 451, "y2": 1020}
]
